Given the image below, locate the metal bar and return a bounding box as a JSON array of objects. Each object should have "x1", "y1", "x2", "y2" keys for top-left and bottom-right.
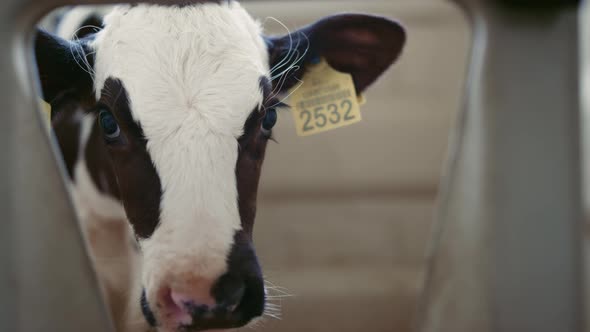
[
  {"x1": 1, "y1": 1, "x2": 115, "y2": 331},
  {"x1": 418, "y1": 1, "x2": 584, "y2": 332}
]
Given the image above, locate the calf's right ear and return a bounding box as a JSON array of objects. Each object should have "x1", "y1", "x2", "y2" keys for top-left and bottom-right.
[
  {"x1": 266, "y1": 14, "x2": 406, "y2": 94},
  {"x1": 34, "y1": 29, "x2": 94, "y2": 103}
]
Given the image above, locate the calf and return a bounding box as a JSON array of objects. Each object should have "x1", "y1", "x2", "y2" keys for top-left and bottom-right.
[{"x1": 34, "y1": 2, "x2": 406, "y2": 331}]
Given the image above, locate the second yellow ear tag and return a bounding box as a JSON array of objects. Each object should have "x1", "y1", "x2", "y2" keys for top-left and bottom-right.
[
  {"x1": 39, "y1": 99, "x2": 52, "y2": 130},
  {"x1": 288, "y1": 58, "x2": 363, "y2": 136}
]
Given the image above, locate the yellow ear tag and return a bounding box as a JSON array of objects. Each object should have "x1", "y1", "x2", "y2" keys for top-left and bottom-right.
[
  {"x1": 288, "y1": 58, "x2": 363, "y2": 136},
  {"x1": 39, "y1": 99, "x2": 51, "y2": 130}
]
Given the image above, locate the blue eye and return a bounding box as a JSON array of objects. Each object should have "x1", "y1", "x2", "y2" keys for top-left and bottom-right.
[
  {"x1": 98, "y1": 109, "x2": 120, "y2": 140},
  {"x1": 262, "y1": 109, "x2": 277, "y2": 132}
]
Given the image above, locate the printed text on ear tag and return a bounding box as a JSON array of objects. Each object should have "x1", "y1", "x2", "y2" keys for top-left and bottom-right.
[{"x1": 288, "y1": 58, "x2": 362, "y2": 136}]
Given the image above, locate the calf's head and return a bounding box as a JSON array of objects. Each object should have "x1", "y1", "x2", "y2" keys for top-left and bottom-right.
[{"x1": 35, "y1": 2, "x2": 405, "y2": 331}]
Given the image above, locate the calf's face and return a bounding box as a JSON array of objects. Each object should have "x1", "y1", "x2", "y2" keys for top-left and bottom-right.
[{"x1": 35, "y1": 2, "x2": 405, "y2": 331}]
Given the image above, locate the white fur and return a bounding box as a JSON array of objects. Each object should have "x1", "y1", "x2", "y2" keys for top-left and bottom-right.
[{"x1": 90, "y1": 1, "x2": 269, "y2": 310}]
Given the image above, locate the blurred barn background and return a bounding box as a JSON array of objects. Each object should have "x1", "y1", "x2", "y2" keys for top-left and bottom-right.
[{"x1": 246, "y1": 1, "x2": 469, "y2": 331}]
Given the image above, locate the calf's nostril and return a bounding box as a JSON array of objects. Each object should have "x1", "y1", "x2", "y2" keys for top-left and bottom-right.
[
  {"x1": 187, "y1": 303, "x2": 210, "y2": 317},
  {"x1": 170, "y1": 291, "x2": 198, "y2": 311}
]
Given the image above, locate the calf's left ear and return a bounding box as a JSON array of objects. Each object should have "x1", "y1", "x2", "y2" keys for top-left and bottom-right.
[
  {"x1": 266, "y1": 14, "x2": 406, "y2": 94},
  {"x1": 34, "y1": 29, "x2": 94, "y2": 103}
]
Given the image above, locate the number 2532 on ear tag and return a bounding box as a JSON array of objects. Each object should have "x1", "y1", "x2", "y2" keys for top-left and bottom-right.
[{"x1": 288, "y1": 58, "x2": 362, "y2": 136}]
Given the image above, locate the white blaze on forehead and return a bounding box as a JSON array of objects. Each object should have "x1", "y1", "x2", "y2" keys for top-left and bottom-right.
[{"x1": 91, "y1": 2, "x2": 269, "y2": 290}]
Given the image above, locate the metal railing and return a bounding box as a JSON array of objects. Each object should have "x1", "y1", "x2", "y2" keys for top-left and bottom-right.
[
  {"x1": 1, "y1": 0, "x2": 117, "y2": 330},
  {"x1": 0, "y1": 0, "x2": 584, "y2": 331},
  {"x1": 418, "y1": 1, "x2": 585, "y2": 332}
]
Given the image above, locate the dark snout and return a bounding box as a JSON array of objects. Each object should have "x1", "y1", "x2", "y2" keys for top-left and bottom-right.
[{"x1": 141, "y1": 231, "x2": 265, "y2": 331}]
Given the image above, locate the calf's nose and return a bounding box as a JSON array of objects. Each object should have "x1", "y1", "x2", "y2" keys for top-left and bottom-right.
[{"x1": 149, "y1": 274, "x2": 248, "y2": 330}]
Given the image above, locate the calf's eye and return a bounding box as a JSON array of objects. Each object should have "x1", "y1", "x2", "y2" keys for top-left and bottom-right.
[
  {"x1": 98, "y1": 109, "x2": 121, "y2": 140},
  {"x1": 261, "y1": 109, "x2": 277, "y2": 136}
]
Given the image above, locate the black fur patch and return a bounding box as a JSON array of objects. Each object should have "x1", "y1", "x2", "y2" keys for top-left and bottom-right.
[
  {"x1": 97, "y1": 78, "x2": 162, "y2": 239},
  {"x1": 34, "y1": 29, "x2": 95, "y2": 103}
]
